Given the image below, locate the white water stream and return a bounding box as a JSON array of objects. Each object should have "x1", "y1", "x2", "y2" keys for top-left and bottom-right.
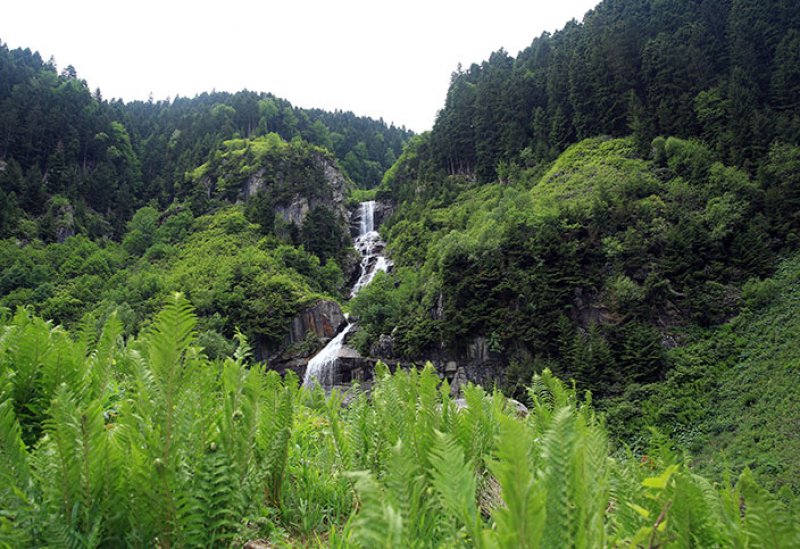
[{"x1": 303, "y1": 201, "x2": 391, "y2": 388}]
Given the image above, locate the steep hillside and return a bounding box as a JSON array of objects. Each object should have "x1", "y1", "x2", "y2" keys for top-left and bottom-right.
[
  {"x1": 0, "y1": 133, "x2": 358, "y2": 362},
  {"x1": 356, "y1": 136, "x2": 796, "y2": 392},
  {"x1": 609, "y1": 253, "x2": 800, "y2": 493},
  {"x1": 356, "y1": 0, "x2": 800, "y2": 495}
]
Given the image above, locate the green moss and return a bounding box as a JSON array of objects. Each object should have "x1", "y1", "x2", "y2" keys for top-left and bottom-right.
[{"x1": 349, "y1": 188, "x2": 378, "y2": 203}]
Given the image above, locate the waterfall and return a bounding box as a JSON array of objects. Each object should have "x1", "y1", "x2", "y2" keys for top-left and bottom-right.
[
  {"x1": 360, "y1": 200, "x2": 375, "y2": 234},
  {"x1": 302, "y1": 324, "x2": 354, "y2": 389},
  {"x1": 303, "y1": 201, "x2": 391, "y2": 389}
]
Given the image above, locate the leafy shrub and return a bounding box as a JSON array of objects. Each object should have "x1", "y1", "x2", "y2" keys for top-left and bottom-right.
[{"x1": 742, "y1": 277, "x2": 781, "y2": 310}]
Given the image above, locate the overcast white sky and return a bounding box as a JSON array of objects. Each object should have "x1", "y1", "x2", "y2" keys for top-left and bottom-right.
[{"x1": 1, "y1": 0, "x2": 599, "y2": 132}]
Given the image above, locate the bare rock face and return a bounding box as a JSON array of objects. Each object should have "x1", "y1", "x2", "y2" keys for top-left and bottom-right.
[
  {"x1": 370, "y1": 334, "x2": 394, "y2": 358},
  {"x1": 263, "y1": 300, "x2": 346, "y2": 374},
  {"x1": 466, "y1": 336, "x2": 491, "y2": 363},
  {"x1": 356, "y1": 332, "x2": 507, "y2": 396},
  {"x1": 244, "y1": 152, "x2": 349, "y2": 227},
  {"x1": 274, "y1": 197, "x2": 310, "y2": 227},
  {"x1": 320, "y1": 160, "x2": 349, "y2": 220},
  {"x1": 242, "y1": 169, "x2": 269, "y2": 199},
  {"x1": 53, "y1": 202, "x2": 76, "y2": 243},
  {"x1": 287, "y1": 300, "x2": 347, "y2": 345}
]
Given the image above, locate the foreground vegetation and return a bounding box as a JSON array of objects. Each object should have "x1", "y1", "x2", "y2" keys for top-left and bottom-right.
[{"x1": 1, "y1": 295, "x2": 798, "y2": 547}]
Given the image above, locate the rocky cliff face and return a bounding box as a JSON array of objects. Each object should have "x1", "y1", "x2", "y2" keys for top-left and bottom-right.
[
  {"x1": 243, "y1": 152, "x2": 349, "y2": 227},
  {"x1": 360, "y1": 332, "x2": 507, "y2": 396},
  {"x1": 264, "y1": 299, "x2": 347, "y2": 375}
]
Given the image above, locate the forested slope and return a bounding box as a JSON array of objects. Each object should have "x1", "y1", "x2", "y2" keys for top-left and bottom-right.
[
  {"x1": 429, "y1": 0, "x2": 800, "y2": 181},
  {"x1": 0, "y1": 41, "x2": 411, "y2": 239},
  {"x1": 1, "y1": 134, "x2": 355, "y2": 360}
]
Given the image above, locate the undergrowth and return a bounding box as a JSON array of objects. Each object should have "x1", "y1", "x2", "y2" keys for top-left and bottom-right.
[{"x1": 0, "y1": 295, "x2": 797, "y2": 547}]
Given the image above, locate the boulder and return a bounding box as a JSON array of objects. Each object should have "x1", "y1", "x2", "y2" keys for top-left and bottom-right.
[
  {"x1": 243, "y1": 540, "x2": 272, "y2": 549},
  {"x1": 450, "y1": 368, "x2": 469, "y2": 397},
  {"x1": 370, "y1": 334, "x2": 395, "y2": 358},
  {"x1": 507, "y1": 399, "x2": 529, "y2": 418}
]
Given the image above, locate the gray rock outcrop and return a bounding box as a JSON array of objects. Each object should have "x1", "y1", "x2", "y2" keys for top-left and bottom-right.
[
  {"x1": 243, "y1": 152, "x2": 349, "y2": 227},
  {"x1": 263, "y1": 300, "x2": 347, "y2": 374},
  {"x1": 288, "y1": 300, "x2": 347, "y2": 344}
]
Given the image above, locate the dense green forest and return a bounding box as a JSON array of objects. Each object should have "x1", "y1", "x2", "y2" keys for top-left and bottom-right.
[
  {"x1": 429, "y1": 0, "x2": 800, "y2": 181},
  {"x1": 2, "y1": 0, "x2": 800, "y2": 544},
  {"x1": 0, "y1": 41, "x2": 411, "y2": 239}
]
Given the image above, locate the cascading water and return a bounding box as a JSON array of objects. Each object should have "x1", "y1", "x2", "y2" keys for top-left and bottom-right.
[{"x1": 303, "y1": 201, "x2": 391, "y2": 389}]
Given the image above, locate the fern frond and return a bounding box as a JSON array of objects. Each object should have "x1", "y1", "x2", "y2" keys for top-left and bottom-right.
[
  {"x1": 380, "y1": 439, "x2": 431, "y2": 544},
  {"x1": 487, "y1": 415, "x2": 545, "y2": 549},
  {"x1": 233, "y1": 328, "x2": 253, "y2": 362},
  {"x1": 194, "y1": 441, "x2": 245, "y2": 545},
  {"x1": 540, "y1": 406, "x2": 577, "y2": 548},
  {"x1": 327, "y1": 389, "x2": 354, "y2": 472},
  {"x1": 5, "y1": 310, "x2": 55, "y2": 442},
  {"x1": 142, "y1": 292, "x2": 197, "y2": 389},
  {"x1": 454, "y1": 383, "x2": 495, "y2": 472},
  {"x1": 265, "y1": 386, "x2": 293, "y2": 507},
  {"x1": 429, "y1": 430, "x2": 483, "y2": 546},
  {"x1": 412, "y1": 363, "x2": 440, "y2": 469},
  {"x1": 344, "y1": 471, "x2": 404, "y2": 548},
  {"x1": 738, "y1": 468, "x2": 800, "y2": 548},
  {"x1": 86, "y1": 311, "x2": 122, "y2": 401},
  {"x1": 571, "y1": 418, "x2": 610, "y2": 548},
  {"x1": 0, "y1": 395, "x2": 34, "y2": 545}
]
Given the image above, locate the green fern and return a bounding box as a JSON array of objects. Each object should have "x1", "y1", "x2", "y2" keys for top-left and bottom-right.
[
  {"x1": 429, "y1": 430, "x2": 484, "y2": 546},
  {"x1": 0, "y1": 391, "x2": 34, "y2": 546},
  {"x1": 487, "y1": 415, "x2": 545, "y2": 549},
  {"x1": 382, "y1": 439, "x2": 436, "y2": 545},
  {"x1": 197, "y1": 440, "x2": 245, "y2": 545},
  {"x1": 265, "y1": 386, "x2": 294, "y2": 507},
  {"x1": 85, "y1": 311, "x2": 123, "y2": 401},
  {"x1": 1, "y1": 301, "x2": 797, "y2": 547},
  {"x1": 344, "y1": 471, "x2": 404, "y2": 548},
  {"x1": 738, "y1": 468, "x2": 800, "y2": 547}
]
